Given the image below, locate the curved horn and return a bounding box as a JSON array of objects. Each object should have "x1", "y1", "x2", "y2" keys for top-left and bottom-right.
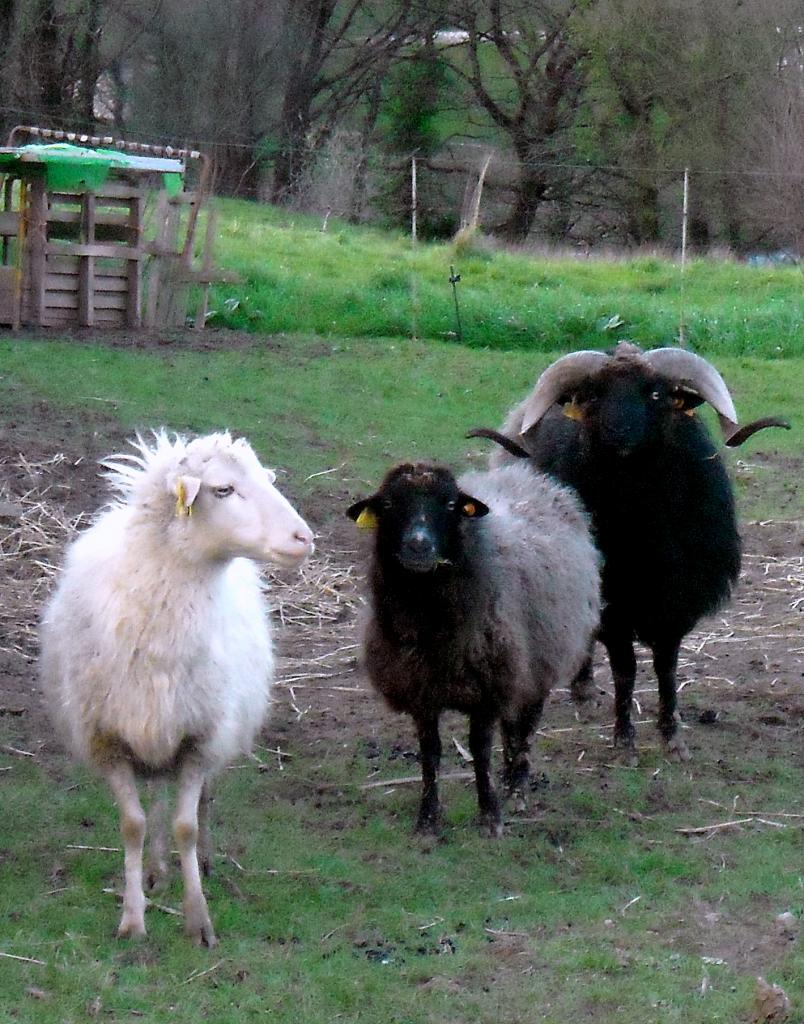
[
  {"x1": 723, "y1": 416, "x2": 791, "y2": 448},
  {"x1": 644, "y1": 348, "x2": 738, "y2": 438},
  {"x1": 466, "y1": 427, "x2": 531, "y2": 459},
  {"x1": 520, "y1": 351, "x2": 609, "y2": 433}
]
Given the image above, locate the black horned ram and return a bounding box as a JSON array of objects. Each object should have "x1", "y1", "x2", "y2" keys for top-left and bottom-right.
[{"x1": 469, "y1": 341, "x2": 790, "y2": 761}]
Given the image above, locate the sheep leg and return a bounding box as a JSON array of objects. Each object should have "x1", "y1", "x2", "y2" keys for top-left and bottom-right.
[
  {"x1": 603, "y1": 630, "x2": 637, "y2": 757},
  {"x1": 570, "y1": 649, "x2": 595, "y2": 705},
  {"x1": 106, "y1": 762, "x2": 147, "y2": 939},
  {"x1": 414, "y1": 714, "x2": 442, "y2": 834},
  {"x1": 145, "y1": 783, "x2": 170, "y2": 892},
  {"x1": 174, "y1": 761, "x2": 217, "y2": 947},
  {"x1": 468, "y1": 713, "x2": 502, "y2": 837},
  {"x1": 653, "y1": 638, "x2": 690, "y2": 762},
  {"x1": 197, "y1": 779, "x2": 214, "y2": 878},
  {"x1": 501, "y1": 698, "x2": 545, "y2": 813}
]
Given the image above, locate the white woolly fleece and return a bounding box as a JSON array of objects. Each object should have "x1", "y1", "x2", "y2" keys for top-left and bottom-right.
[{"x1": 39, "y1": 431, "x2": 310, "y2": 774}]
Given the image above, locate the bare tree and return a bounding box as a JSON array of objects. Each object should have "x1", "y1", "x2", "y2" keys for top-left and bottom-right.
[
  {"x1": 577, "y1": 0, "x2": 794, "y2": 247},
  {"x1": 741, "y1": 71, "x2": 804, "y2": 252},
  {"x1": 270, "y1": 1, "x2": 429, "y2": 204},
  {"x1": 440, "y1": 1, "x2": 590, "y2": 241},
  {"x1": 0, "y1": 0, "x2": 107, "y2": 128}
]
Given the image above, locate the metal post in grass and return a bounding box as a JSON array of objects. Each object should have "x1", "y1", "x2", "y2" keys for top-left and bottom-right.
[
  {"x1": 679, "y1": 166, "x2": 689, "y2": 348},
  {"x1": 411, "y1": 155, "x2": 419, "y2": 340},
  {"x1": 449, "y1": 265, "x2": 463, "y2": 343},
  {"x1": 411, "y1": 156, "x2": 418, "y2": 243}
]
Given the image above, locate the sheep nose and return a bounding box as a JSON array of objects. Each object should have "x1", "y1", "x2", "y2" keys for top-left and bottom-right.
[
  {"x1": 406, "y1": 531, "x2": 432, "y2": 553},
  {"x1": 293, "y1": 526, "x2": 315, "y2": 552}
]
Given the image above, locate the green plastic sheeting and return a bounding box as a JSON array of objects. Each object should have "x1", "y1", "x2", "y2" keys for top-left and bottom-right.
[{"x1": 0, "y1": 143, "x2": 184, "y2": 193}]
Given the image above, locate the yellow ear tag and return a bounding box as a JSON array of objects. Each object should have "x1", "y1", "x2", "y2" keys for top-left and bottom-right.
[
  {"x1": 463, "y1": 502, "x2": 477, "y2": 517},
  {"x1": 175, "y1": 479, "x2": 192, "y2": 518},
  {"x1": 355, "y1": 507, "x2": 378, "y2": 530},
  {"x1": 672, "y1": 396, "x2": 686, "y2": 410},
  {"x1": 563, "y1": 399, "x2": 584, "y2": 422}
]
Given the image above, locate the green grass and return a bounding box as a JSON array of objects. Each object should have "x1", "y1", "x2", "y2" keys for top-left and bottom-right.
[
  {"x1": 1, "y1": 712, "x2": 801, "y2": 1024},
  {"x1": 1, "y1": 337, "x2": 801, "y2": 519},
  {"x1": 203, "y1": 200, "x2": 804, "y2": 358},
  {"x1": 0, "y1": 203, "x2": 801, "y2": 1022}
]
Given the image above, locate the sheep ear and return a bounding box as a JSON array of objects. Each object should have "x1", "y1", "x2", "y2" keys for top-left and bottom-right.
[
  {"x1": 671, "y1": 387, "x2": 706, "y2": 413},
  {"x1": 173, "y1": 475, "x2": 202, "y2": 517},
  {"x1": 347, "y1": 497, "x2": 380, "y2": 530},
  {"x1": 562, "y1": 397, "x2": 584, "y2": 422},
  {"x1": 458, "y1": 494, "x2": 490, "y2": 518}
]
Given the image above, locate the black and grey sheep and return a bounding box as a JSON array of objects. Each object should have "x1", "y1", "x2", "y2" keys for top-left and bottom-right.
[
  {"x1": 470, "y1": 342, "x2": 789, "y2": 761},
  {"x1": 347, "y1": 460, "x2": 601, "y2": 835}
]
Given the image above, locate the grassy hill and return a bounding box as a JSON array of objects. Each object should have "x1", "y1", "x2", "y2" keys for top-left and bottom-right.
[{"x1": 205, "y1": 199, "x2": 804, "y2": 358}]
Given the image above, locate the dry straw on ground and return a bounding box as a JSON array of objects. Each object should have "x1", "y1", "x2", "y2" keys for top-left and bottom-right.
[
  {"x1": 0, "y1": 454, "x2": 85, "y2": 660},
  {"x1": 0, "y1": 453, "x2": 363, "y2": 679},
  {"x1": 1, "y1": 453, "x2": 801, "y2": 713}
]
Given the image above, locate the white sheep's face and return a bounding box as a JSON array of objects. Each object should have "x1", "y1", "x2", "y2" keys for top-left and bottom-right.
[{"x1": 169, "y1": 439, "x2": 314, "y2": 567}]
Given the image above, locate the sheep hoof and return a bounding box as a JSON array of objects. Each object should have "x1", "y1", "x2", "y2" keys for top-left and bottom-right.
[
  {"x1": 665, "y1": 734, "x2": 691, "y2": 762},
  {"x1": 572, "y1": 702, "x2": 597, "y2": 725},
  {"x1": 414, "y1": 816, "x2": 441, "y2": 837},
  {"x1": 145, "y1": 861, "x2": 169, "y2": 893},
  {"x1": 612, "y1": 736, "x2": 639, "y2": 767},
  {"x1": 486, "y1": 818, "x2": 504, "y2": 839},
  {"x1": 117, "y1": 915, "x2": 147, "y2": 940},
  {"x1": 570, "y1": 680, "x2": 595, "y2": 705},
  {"x1": 184, "y1": 910, "x2": 218, "y2": 948}
]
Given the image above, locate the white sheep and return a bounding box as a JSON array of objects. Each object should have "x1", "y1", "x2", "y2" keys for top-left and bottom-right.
[{"x1": 40, "y1": 431, "x2": 314, "y2": 946}]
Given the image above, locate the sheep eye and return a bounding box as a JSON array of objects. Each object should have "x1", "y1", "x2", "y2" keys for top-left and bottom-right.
[
  {"x1": 212, "y1": 485, "x2": 235, "y2": 498},
  {"x1": 650, "y1": 391, "x2": 661, "y2": 401},
  {"x1": 446, "y1": 500, "x2": 457, "y2": 512}
]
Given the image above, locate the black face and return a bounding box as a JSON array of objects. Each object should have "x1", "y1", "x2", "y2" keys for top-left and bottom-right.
[
  {"x1": 570, "y1": 370, "x2": 704, "y2": 455},
  {"x1": 347, "y1": 464, "x2": 489, "y2": 574}
]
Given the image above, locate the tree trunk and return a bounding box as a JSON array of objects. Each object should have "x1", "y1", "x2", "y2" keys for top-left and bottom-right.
[
  {"x1": 76, "y1": 0, "x2": 103, "y2": 124},
  {"x1": 626, "y1": 179, "x2": 661, "y2": 244},
  {"x1": 349, "y1": 74, "x2": 384, "y2": 222},
  {"x1": 271, "y1": 109, "x2": 310, "y2": 203},
  {"x1": 271, "y1": 0, "x2": 333, "y2": 204},
  {"x1": 215, "y1": 143, "x2": 261, "y2": 197},
  {"x1": 35, "y1": 0, "x2": 66, "y2": 118},
  {"x1": 499, "y1": 138, "x2": 550, "y2": 241}
]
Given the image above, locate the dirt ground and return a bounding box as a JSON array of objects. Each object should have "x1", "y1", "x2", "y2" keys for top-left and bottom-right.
[
  {"x1": 1, "y1": 385, "x2": 802, "y2": 998},
  {"x1": 2, "y1": 390, "x2": 802, "y2": 771}
]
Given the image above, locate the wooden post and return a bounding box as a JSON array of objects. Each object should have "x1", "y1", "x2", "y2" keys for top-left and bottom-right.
[
  {"x1": 78, "y1": 192, "x2": 96, "y2": 326},
  {"x1": 13, "y1": 178, "x2": 26, "y2": 329},
  {"x1": 145, "y1": 192, "x2": 171, "y2": 328},
  {"x1": 194, "y1": 208, "x2": 217, "y2": 330},
  {"x1": 127, "y1": 192, "x2": 143, "y2": 327},
  {"x1": 26, "y1": 178, "x2": 47, "y2": 326},
  {"x1": 2, "y1": 176, "x2": 13, "y2": 266},
  {"x1": 460, "y1": 152, "x2": 493, "y2": 234}
]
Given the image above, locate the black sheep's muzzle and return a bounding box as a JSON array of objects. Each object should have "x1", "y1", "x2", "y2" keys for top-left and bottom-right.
[{"x1": 397, "y1": 527, "x2": 444, "y2": 573}]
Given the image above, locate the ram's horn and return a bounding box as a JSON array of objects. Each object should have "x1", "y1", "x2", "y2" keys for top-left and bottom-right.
[
  {"x1": 519, "y1": 351, "x2": 609, "y2": 433},
  {"x1": 644, "y1": 348, "x2": 738, "y2": 438},
  {"x1": 466, "y1": 427, "x2": 531, "y2": 459},
  {"x1": 724, "y1": 416, "x2": 791, "y2": 448}
]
